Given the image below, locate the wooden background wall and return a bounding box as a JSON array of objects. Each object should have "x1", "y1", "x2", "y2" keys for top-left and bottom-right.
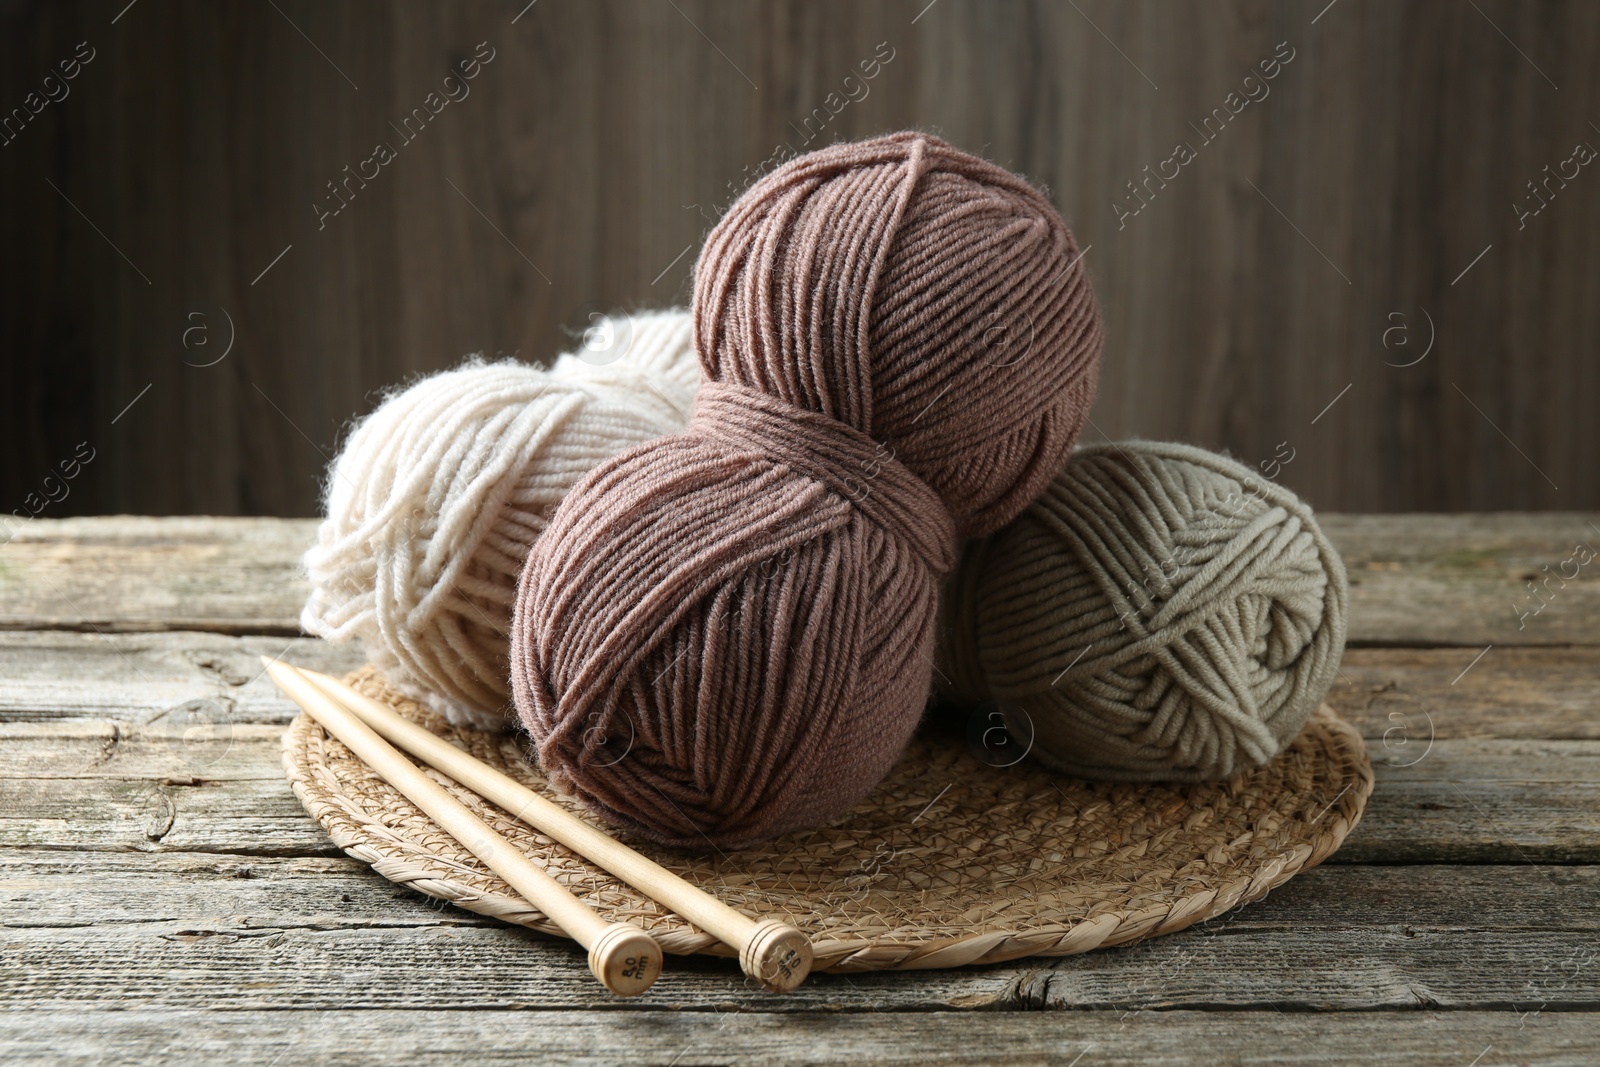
[{"x1": 3, "y1": 0, "x2": 1597, "y2": 517}]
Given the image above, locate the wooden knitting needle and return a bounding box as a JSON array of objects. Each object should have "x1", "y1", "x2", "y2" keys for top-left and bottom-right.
[
  {"x1": 297, "y1": 666, "x2": 815, "y2": 993},
  {"x1": 262, "y1": 657, "x2": 662, "y2": 997}
]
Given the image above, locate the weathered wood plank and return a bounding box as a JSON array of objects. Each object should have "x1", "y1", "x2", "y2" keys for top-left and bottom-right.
[
  {"x1": 1337, "y1": 739, "x2": 1600, "y2": 864},
  {"x1": 0, "y1": 921, "x2": 999, "y2": 1014},
  {"x1": 2, "y1": 721, "x2": 294, "y2": 781},
  {"x1": 1, "y1": 1010, "x2": 1593, "y2": 1067},
  {"x1": 3, "y1": 728, "x2": 1598, "y2": 863},
  {"x1": 4, "y1": 515, "x2": 1599, "y2": 645},
  {"x1": 17, "y1": 852, "x2": 1590, "y2": 1022},
  {"x1": 0, "y1": 516, "x2": 317, "y2": 634},
  {"x1": 4, "y1": 849, "x2": 1593, "y2": 935},
  {"x1": 1323, "y1": 513, "x2": 1600, "y2": 646},
  {"x1": 0, "y1": 774, "x2": 336, "y2": 857},
  {"x1": 4, "y1": 855, "x2": 1594, "y2": 1018},
  {"x1": 1329, "y1": 646, "x2": 1600, "y2": 741},
  {"x1": 4, "y1": 634, "x2": 1595, "y2": 742},
  {"x1": 3, "y1": 915, "x2": 1596, "y2": 1013},
  {"x1": 0, "y1": 632, "x2": 365, "y2": 724},
  {"x1": 0, "y1": 850, "x2": 445, "y2": 929}
]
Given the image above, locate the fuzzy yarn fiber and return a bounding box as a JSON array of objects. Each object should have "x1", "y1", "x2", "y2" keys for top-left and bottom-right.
[{"x1": 302, "y1": 311, "x2": 699, "y2": 730}]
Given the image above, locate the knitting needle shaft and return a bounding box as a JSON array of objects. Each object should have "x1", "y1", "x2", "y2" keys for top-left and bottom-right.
[
  {"x1": 298, "y1": 666, "x2": 814, "y2": 993},
  {"x1": 262, "y1": 658, "x2": 662, "y2": 997}
]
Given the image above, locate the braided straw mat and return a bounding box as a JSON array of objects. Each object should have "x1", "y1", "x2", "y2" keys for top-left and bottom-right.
[{"x1": 282, "y1": 667, "x2": 1372, "y2": 973}]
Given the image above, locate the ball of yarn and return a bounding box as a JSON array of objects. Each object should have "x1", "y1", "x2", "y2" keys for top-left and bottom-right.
[
  {"x1": 301, "y1": 310, "x2": 699, "y2": 730},
  {"x1": 512, "y1": 133, "x2": 1103, "y2": 848},
  {"x1": 941, "y1": 440, "x2": 1348, "y2": 782}
]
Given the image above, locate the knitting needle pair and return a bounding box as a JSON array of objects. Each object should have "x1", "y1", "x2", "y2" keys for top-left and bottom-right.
[{"x1": 262, "y1": 658, "x2": 812, "y2": 997}]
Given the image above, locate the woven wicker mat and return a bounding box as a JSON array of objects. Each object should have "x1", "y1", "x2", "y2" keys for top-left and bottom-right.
[{"x1": 282, "y1": 667, "x2": 1373, "y2": 973}]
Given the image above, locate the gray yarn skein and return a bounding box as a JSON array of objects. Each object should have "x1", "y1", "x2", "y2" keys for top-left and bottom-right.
[{"x1": 942, "y1": 440, "x2": 1348, "y2": 781}]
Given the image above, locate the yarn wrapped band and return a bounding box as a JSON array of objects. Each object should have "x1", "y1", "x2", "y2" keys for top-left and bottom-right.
[
  {"x1": 302, "y1": 312, "x2": 698, "y2": 729},
  {"x1": 513, "y1": 133, "x2": 1102, "y2": 848},
  {"x1": 942, "y1": 440, "x2": 1348, "y2": 782},
  {"x1": 693, "y1": 382, "x2": 956, "y2": 570}
]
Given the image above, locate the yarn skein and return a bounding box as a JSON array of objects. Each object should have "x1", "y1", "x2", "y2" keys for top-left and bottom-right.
[
  {"x1": 512, "y1": 133, "x2": 1103, "y2": 849},
  {"x1": 302, "y1": 310, "x2": 700, "y2": 730},
  {"x1": 941, "y1": 440, "x2": 1348, "y2": 782}
]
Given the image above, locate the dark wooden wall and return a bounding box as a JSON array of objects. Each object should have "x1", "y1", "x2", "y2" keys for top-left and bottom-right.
[{"x1": 3, "y1": 0, "x2": 1597, "y2": 518}]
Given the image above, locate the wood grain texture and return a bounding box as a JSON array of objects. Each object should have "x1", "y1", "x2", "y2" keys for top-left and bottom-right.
[
  {"x1": 0, "y1": 1011, "x2": 1593, "y2": 1067},
  {"x1": 0, "y1": 775, "x2": 337, "y2": 857},
  {"x1": 3, "y1": 516, "x2": 1598, "y2": 1062},
  {"x1": 5, "y1": 919, "x2": 1600, "y2": 1015},
  {"x1": 1326, "y1": 513, "x2": 1600, "y2": 646},
  {"x1": 3, "y1": 1, "x2": 1599, "y2": 518},
  {"x1": 0, "y1": 517, "x2": 317, "y2": 634},
  {"x1": 1330, "y1": 646, "x2": 1600, "y2": 741},
  {"x1": 6, "y1": 514, "x2": 1600, "y2": 645},
  {"x1": 5, "y1": 725, "x2": 1599, "y2": 863},
  {"x1": 7, "y1": 849, "x2": 1594, "y2": 933},
  {"x1": 0, "y1": 631, "x2": 364, "y2": 723}
]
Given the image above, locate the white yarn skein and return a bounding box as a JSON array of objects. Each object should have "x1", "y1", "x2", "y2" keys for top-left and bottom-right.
[{"x1": 302, "y1": 310, "x2": 699, "y2": 729}]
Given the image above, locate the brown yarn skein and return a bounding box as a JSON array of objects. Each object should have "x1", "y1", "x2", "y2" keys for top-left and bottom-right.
[{"x1": 511, "y1": 133, "x2": 1103, "y2": 848}]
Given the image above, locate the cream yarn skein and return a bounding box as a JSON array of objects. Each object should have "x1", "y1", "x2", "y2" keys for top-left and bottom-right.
[
  {"x1": 302, "y1": 310, "x2": 699, "y2": 729},
  {"x1": 942, "y1": 440, "x2": 1348, "y2": 782}
]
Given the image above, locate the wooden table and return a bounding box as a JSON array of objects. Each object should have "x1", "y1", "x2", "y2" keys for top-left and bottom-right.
[{"x1": 3, "y1": 515, "x2": 1597, "y2": 1065}]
